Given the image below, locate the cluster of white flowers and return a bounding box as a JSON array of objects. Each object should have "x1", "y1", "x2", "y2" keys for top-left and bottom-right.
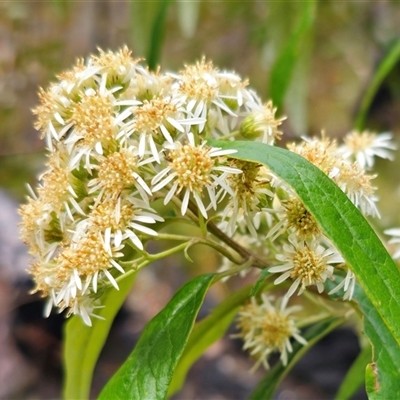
[
  {"x1": 19, "y1": 48, "x2": 395, "y2": 368},
  {"x1": 20, "y1": 48, "x2": 285, "y2": 325}
]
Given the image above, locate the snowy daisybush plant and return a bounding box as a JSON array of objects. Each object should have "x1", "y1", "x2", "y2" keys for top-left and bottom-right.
[{"x1": 19, "y1": 47, "x2": 400, "y2": 399}]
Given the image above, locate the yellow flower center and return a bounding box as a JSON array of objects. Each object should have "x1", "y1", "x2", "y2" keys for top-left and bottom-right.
[
  {"x1": 90, "y1": 198, "x2": 135, "y2": 232},
  {"x1": 133, "y1": 97, "x2": 177, "y2": 133},
  {"x1": 179, "y1": 58, "x2": 218, "y2": 101},
  {"x1": 261, "y1": 311, "x2": 292, "y2": 349},
  {"x1": 285, "y1": 197, "x2": 320, "y2": 238},
  {"x1": 291, "y1": 245, "x2": 326, "y2": 287},
  {"x1": 168, "y1": 144, "x2": 214, "y2": 193},
  {"x1": 57, "y1": 230, "x2": 112, "y2": 278},
  {"x1": 70, "y1": 93, "x2": 114, "y2": 149},
  {"x1": 344, "y1": 131, "x2": 375, "y2": 153},
  {"x1": 97, "y1": 150, "x2": 139, "y2": 194}
]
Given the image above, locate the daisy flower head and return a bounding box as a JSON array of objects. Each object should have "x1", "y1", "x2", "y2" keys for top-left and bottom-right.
[
  {"x1": 126, "y1": 95, "x2": 205, "y2": 163},
  {"x1": 234, "y1": 295, "x2": 306, "y2": 370},
  {"x1": 332, "y1": 162, "x2": 379, "y2": 218},
  {"x1": 85, "y1": 196, "x2": 163, "y2": 251},
  {"x1": 28, "y1": 225, "x2": 125, "y2": 325},
  {"x1": 269, "y1": 236, "x2": 343, "y2": 298},
  {"x1": 151, "y1": 132, "x2": 241, "y2": 218},
  {"x1": 339, "y1": 130, "x2": 396, "y2": 170},
  {"x1": 33, "y1": 85, "x2": 75, "y2": 150},
  {"x1": 174, "y1": 58, "x2": 251, "y2": 132},
  {"x1": 288, "y1": 135, "x2": 339, "y2": 177},
  {"x1": 240, "y1": 100, "x2": 285, "y2": 144},
  {"x1": 266, "y1": 196, "x2": 321, "y2": 242},
  {"x1": 87, "y1": 147, "x2": 152, "y2": 204},
  {"x1": 89, "y1": 46, "x2": 140, "y2": 89},
  {"x1": 121, "y1": 67, "x2": 174, "y2": 102},
  {"x1": 221, "y1": 160, "x2": 274, "y2": 237}
]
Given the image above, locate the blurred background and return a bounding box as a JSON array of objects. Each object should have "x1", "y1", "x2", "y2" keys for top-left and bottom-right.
[{"x1": 1, "y1": 1, "x2": 400, "y2": 399}]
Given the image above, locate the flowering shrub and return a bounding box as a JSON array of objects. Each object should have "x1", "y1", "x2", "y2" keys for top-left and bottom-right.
[{"x1": 19, "y1": 47, "x2": 400, "y2": 399}]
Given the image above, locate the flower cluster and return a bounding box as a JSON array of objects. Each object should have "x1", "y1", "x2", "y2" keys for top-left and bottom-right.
[
  {"x1": 19, "y1": 48, "x2": 395, "y2": 371},
  {"x1": 20, "y1": 48, "x2": 284, "y2": 324}
]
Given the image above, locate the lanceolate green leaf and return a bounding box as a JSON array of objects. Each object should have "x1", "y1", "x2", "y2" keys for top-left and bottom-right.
[
  {"x1": 129, "y1": 0, "x2": 173, "y2": 67},
  {"x1": 334, "y1": 344, "x2": 372, "y2": 400},
  {"x1": 63, "y1": 271, "x2": 137, "y2": 400},
  {"x1": 168, "y1": 285, "x2": 252, "y2": 397},
  {"x1": 250, "y1": 269, "x2": 271, "y2": 297},
  {"x1": 269, "y1": 0, "x2": 316, "y2": 110},
  {"x1": 147, "y1": 0, "x2": 174, "y2": 70},
  {"x1": 98, "y1": 273, "x2": 214, "y2": 400},
  {"x1": 326, "y1": 275, "x2": 400, "y2": 399},
  {"x1": 210, "y1": 140, "x2": 400, "y2": 395},
  {"x1": 354, "y1": 284, "x2": 400, "y2": 399},
  {"x1": 355, "y1": 38, "x2": 400, "y2": 130}
]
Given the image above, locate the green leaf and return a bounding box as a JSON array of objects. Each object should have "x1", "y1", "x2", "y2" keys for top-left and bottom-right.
[
  {"x1": 147, "y1": 0, "x2": 174, "y2": 70},
  {"x1": 328, "y1": 277, "x2": 400, "y2": 399},
  {"x1": 63, "y1": 271, "x2": 137, "y2": 400},
  {"x1": 353, "y1": 284, "x2": 400, "y2": 399},
  {"x1": 250, "y1": 269, "x2": 271, "y2": 297},
  {"x1": 168, "y1": 285, "x2": 252, "y2": 397},
  {"x1": 334, "y1": 344, "x2": 372, "y2": 400},
  {"x1": 249, "y1": 318, "x2": 344, "y2": 400},
  {"x1": 269, "y1": 1, "x2": 317, "y2": 110},
  {"x1": 209, "y1": 140, "x2": 400, "y2": 397},
  {"x1": 355, "y1": 38, "x2": 400, "y2": 130},
  {"x1": 129, "y1": 0, "x2": 173, "y2": 66},
  {"x1": 98, "y1": 273, "x2": 215, "y2": 400}
]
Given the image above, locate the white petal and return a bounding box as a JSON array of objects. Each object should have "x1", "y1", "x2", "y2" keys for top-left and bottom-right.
[
  {"x1": 126, "y1": 230, "x2": 144, "y2": 250},
  {"x1": 194, "y1": 191, "x2": 208, "y2": 218},
  {"x1": 130, "y1": 223, "x2": 157, "y2": 236},
  {"x1": 181, "y1": 189, "x2": 191, "y2": 215},
  {"x1": 104, "y1": 269, "x2": 119, "y2": 290}
]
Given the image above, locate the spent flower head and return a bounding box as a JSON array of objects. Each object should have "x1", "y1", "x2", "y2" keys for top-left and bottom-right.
[{"x1": 234, "y1": 295, "x2": 306, "y2": 370}]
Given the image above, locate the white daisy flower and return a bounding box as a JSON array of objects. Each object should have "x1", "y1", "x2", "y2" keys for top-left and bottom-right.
[
  {"x1": 339, "y1": 130, "x2": 396, "y2": 170},
  {"x1": 151, "y1": 132, "x2": 241, "y2": 218},
  {"x1": 234, "y1": 295, "x2": 307, "y2": 370},
  {"x1": 269, "y1": 236, "x2": 343, "y2": 297}
]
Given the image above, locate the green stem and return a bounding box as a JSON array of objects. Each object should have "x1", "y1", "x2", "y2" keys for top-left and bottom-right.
[
  {"x1": 206, "y1": 218, "x2": 271, "y2": 269},
  {"x1": 214, "y1": 258, "x2": 254, "y2": 282},
  {"x1": 155, "y1": 232, "x2": 244, "y2": 265},
  {"x1": 218, "y1": 130, "x2": 240, "y2": 141}
]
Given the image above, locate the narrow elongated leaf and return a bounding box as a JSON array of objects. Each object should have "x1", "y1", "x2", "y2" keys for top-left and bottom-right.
[
  {"x1": 168, "y1": 285, "x2": 252, "y2": 397},
  {"x1": 354, "y1": 284, "x2": 400, "y2": 399},
  {"x1": 129, "y1": 0, "x2": 173, "y2": 67},
  {"x1": 334, "y1": 344, "x2": 372, "y2": 400},
  {"x1": 147, "y1": 0, "x2": 174, "y2": 70},
  {"x1": 209, "y1": 140, "x2": 400, "y2": 397},
  {"x1": 250, "y1": 269, "x2": 271, "y2": 297},
  {"x1": 355, "y1": 39, "x2": 400, "y2": 130},
  {"x1": 63, "y1": 271, "x2": 137, "y2": 400},
  {"x1": 249, "y1": 318, "x2": 344, "y2": 400},
  {"x1": 328, "y1": 277, "x2": 400, "y2": 399},
  {"x1": 269, "y1": 1, "x2": 316, "y2": 110},
  {"x1": 98, "y1": 273, "x2": 214, "y2": 400}
]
